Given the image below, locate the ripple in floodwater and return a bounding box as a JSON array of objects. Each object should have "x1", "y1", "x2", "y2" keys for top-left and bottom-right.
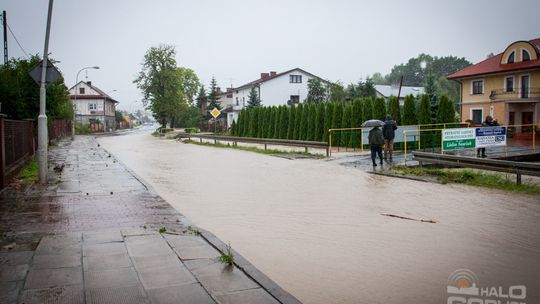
[{"x1": 99, "y1": 131, "x2": 540, "y2": 304}]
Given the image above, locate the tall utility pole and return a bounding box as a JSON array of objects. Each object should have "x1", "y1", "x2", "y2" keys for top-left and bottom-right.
[
  {"x1": 2, "y1": 11, "x2": 7, "y2": 65},
  {"x1": 38, "y1": 0, "x2": 54, "y2": 183}
]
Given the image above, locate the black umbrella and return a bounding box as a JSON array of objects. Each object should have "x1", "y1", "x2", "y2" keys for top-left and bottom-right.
[{"x1": 361, "y1": 119, "x2": 384, "y2": 127}]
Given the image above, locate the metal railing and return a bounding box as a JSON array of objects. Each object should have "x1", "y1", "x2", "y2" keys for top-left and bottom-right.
[
  {"x1": 412, "y1": 151, "x2": 540, "y2": 184},
  {"x1": 403, "y1": 124, "x2": 540, "y2": 160},
  {"x1": 175, "y1": 133, "x2": 330, "y2": 156},
  {"x1": 328, "y1": 122, "x2": 469, "y2": 156},
  {"x1": 489, "y1": 87, "x2": 540, "y2": 100}
]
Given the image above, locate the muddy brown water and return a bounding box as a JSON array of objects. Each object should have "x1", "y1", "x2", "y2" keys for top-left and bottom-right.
[{"x1": 98, "y1": 131, "x2": 540, "y2": 304}]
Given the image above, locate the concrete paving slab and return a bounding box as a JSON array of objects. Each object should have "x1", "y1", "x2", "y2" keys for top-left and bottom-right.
[
  {"x1": 0, "y1": 251, "x2": 33, "y2": 266},
  {"x1": 124, "y1": 234, "x2": 163, "y2": 245},
  {"x1": 84, "y1": 267, "x2": 140, "y2": 289},
  {"x1": 131, "y1": 254, "x2": 182, "y2": 270},
  {"x1": 147, "y1": 283, "x2": 215, "y2": 304},
  {"x1": 174, "y1": 245, "x2": 220, "y2": 260},
  {"x1": 32, "y1": 254, "x2": 81, "y2": 269},
  {"x1": 86, "y1": 285, "x2": 147, "y2": 304},
  {"x1": 83, "y1": 230, "x2": 123, "y2": 244},
  {"x1": 57, "y1": 180, "x2": 80, "y2": 193},
  {"x1": 84, "y1": 242, "x2": 127, "y2": 257},
  {"x1": 163, "y1": 234, "x2": 207, "y2": 248},
  {"x1": 126, "y1": 241, "x2": 173, "y2": 257},
  {"x1": 0, "y1": 264, "x2": 29, "y2": 282},
  {"x1": 84, "y1": 253, "x2": 132, "y2": 271},
  {"x1": 214, "y1": 288, "x2": 280, "y2": 304},
  {"x1": 0, "y1": 280, "x2": 23, "y2": 303},
  {"x1": 25, "y1": 267, "x2": 83, "y2": 289},
  {"x1": 194, "y1": 265, "x2": 259, "y2": 294},
  {"x1": 19, "y1": 285, "x2": 84, "y2": 304},
  {"x1": 121, "y1": 229, "x2": 159, "y2": 237},
  {"x1": 35, "y1": 242, "x2": 81, "y2": 256},
  {"x1": 137, "y1": 264, "x2": 197, "y2": 290}
]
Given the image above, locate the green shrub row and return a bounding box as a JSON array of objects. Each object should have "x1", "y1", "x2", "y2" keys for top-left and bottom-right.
[{"x1": 231, "y1": 94, "x2": 456, "y2": 147}]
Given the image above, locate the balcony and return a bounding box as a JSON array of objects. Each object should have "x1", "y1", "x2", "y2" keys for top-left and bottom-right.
[{"x1": 489, "y1": 88, "x2": 540, "y2": 101}]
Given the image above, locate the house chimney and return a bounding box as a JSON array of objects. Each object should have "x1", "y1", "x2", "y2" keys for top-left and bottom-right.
[
  {"x1": 270, "y1": 71, "x2": 277, "y2": 77},
  {"x1": 260, "y1": 73, "x2": 270, "y2": 79},
  {"x1": 86, "y1": 81, "x2": 92, "y2": 86}
]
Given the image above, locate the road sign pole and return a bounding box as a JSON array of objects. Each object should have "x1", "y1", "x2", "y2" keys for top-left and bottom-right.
[{"x1": 38, "y1": 0, "x2": 54, "y2": 184}]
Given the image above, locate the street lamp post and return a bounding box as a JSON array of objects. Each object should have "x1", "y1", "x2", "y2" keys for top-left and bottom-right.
[{"x1": 72, "y1": 66, "x2": 99, "y2": 139}]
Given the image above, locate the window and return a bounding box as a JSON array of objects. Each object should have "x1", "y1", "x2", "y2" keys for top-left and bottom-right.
[
  {"x1": 79, "y1": 87, "x2": 85, "y2": 94},
  {"x1": 289, "y1": 75, "x2": 302, "y2": 83},
  {"x1": 472, "y1": 80, "x2": 483, "y2": 95},
  {"x1": 89, "y1": 103, "x2": 97, "y2": 110},
  {"x1": 522, "y1": 49, "x2": 531, "y2": 61},
  {"x1": 472, "y1": 109, "x2": 483, "y2": 124},
  {"x1": 507, "y1": 51, "x2": 515, "y2": 63},
  {"x1": 505, "y1": 77, "x2": 514, "y2": 92},
  {"x1": 289, "y1": 95, "x2": 300, "y2": 104},
  {"x1": 235, "y1": 97, "x2": 239, "y2": 106}
]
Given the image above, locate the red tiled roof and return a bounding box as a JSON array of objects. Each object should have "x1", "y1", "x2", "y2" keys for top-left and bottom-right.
[{"x1": 448, "y1": 38, "x2": 540, "y2": 80}]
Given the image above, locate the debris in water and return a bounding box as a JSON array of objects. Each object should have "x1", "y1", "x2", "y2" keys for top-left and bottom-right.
[{"x1": 381, "y1": 213, "x2": 436, "y2": 223}]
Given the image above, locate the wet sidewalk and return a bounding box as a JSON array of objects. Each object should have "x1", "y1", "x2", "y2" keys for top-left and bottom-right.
[{"x1": 0, "y1": 136, "x2": 299, "y2": 304}]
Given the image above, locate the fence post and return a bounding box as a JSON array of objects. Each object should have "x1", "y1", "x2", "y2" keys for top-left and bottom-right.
[
  {"x1": 533, "y1": 126, "x2": 536, "y2": 152},
  {"x1": 329, "y1": 130, "x2": 332, "y2": 157},
  {"x1": 404, "y1": 130, "x2": 407, "y2": 162},
  {"x1": 0, "y1": 116, "x2": 5, "y2": 188},
  {"x1": 418, "y1": 128, "x2": 421, "y2": 150},
  {"x1": 360, "y1": 128, "x2": 364, "y2": 153}
]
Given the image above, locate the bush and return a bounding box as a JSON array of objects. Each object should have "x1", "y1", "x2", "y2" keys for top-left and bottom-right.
[
  {"x1": 75, "y1": 123, "x2": 92, "y2": 134},
  {"x1": 185, "y1": 127, "x2": 199, "y2": 134}
]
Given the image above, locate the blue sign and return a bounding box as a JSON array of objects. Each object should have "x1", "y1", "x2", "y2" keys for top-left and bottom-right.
[{"x1": 475, "y1": 127, "x2": 507, "y2": 148}]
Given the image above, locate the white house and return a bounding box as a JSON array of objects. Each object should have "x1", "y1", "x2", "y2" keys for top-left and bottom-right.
[
  {"x1": 374, "y1": 85, "x2": 425, "y2": 105},
  {"x1": 220, "y1": 68, "x2": 325, "y2": 127},
  {"x1": 69, "y1": 81, "x2": 118, "y2": 132}
]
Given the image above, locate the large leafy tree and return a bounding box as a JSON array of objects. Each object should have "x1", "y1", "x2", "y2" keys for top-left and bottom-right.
[
  {"x1": 306, "y1": 78, "x2": 327, "y2": 103},
  {"x1": 0, "y1": 55, "x2": 72, "y2": 121},
  {"x1": 134, "y1": 44, "x2": 197, "y2": 127},
  {"x1": 328, "y1": 81, "x2": 346, "y2": 102}
]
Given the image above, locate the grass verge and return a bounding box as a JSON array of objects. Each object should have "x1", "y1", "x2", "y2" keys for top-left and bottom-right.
[
  {"x1": 17, "y1": 158, "x2": 39, "y2": 186},
  {"x1": 183, "y1": 139, "x2": 323, "y2": 158},
  {"x1": 391, "y1": 165, "x2": 540, "y2": 195}
]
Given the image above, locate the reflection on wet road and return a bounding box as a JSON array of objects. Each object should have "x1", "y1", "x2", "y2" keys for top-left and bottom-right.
[{"x1": 99, "y1": 129, "x2": 540, "y2": 304}]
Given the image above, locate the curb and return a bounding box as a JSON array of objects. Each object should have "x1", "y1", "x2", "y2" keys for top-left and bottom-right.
[{"x1": 96, "y1": 136, "x2": 302, "y2": 304}]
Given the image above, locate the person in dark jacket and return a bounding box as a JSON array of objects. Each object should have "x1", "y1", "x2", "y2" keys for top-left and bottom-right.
[
  {"x1": 368, "y1": 126, "x2": 385, "y2": 166},
  {"x1": 477, "y1": 115, "x2": 499, "y2": 158},
  {"x1": 382, "y1": 115, "x2": 398, "y2": 160}
]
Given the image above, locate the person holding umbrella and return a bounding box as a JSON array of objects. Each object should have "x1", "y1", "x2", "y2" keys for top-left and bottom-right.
[{"x1": 363, "y1": 119, "x2": 385, "y2": 166}]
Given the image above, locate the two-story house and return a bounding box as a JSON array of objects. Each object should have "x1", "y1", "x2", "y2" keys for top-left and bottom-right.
[
  {"x1": 448, "y1": 38, "x2": 540, "y2": 129},
  {"x1": 220, "y1": 68, "x2": 325, "y2": 127},
  {"x1": 69, "y1": 81, "x2": 118, "y2": 132}
]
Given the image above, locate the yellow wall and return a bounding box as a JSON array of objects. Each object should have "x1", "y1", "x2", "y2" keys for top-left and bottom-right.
[{"x1": 461, "y1": 70, "x2": 540, "y2": 103}]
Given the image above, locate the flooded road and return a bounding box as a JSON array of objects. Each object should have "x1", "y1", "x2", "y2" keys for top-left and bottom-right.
[{"x1": 99, "y1": 130, "x2": 540, "y2": 304}]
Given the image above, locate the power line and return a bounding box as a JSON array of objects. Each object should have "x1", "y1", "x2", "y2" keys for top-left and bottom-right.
[{"x1": 2, "y1": 16, "x2": 30, "y2": 59}]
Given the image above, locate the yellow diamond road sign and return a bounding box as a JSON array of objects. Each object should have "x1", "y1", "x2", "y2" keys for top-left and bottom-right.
[{"x1": 210, "y1": 107, "x2": 221, "y2": 118}]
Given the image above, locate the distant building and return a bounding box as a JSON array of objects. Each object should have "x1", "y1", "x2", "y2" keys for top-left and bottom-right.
[
  {"x1": 219, "y1": 68, "x2": 326, "y2": 127},
  {"x1": 374, "y1": 85, "x2": 425, "y2": 105},
  {"x1": 69, "y1": 81, "x2": 118, "y2": 132},
  {"x1": 448, "y1": 38, "x2": 540, "y2": 126}
]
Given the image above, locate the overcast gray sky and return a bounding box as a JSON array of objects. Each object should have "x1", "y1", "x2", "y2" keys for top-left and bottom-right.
[{"x1": 3, "y1": 0, "x2": 540, "y2": 111}]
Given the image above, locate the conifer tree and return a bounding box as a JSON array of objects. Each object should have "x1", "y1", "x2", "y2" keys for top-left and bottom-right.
[
  {"x1": 331, "y1": 102, "x2": 343, "y2": 146},
  {"x1": 279, "y1": 105, "x2": 289, "y2": 139},
  {"x1": 314, "y1": 103, "x2": 325, "y2": 141},
  {"x1": 402, "y1": 94, "x2": 417, "y2": 125},
  {"x1": 418, "y1": 94, "x2": 432, "y2": 125},
  {"x1": 207, "y1": 77, "x2": 221, "y2": 110},
  {"x1": 322, "y1": 102, "x2": 334, "y2": 142},
  {"x1": 341, "y1": 104, "x2": 351, "y2": 147},
  {"x1": 242, "y1": 109, "x2": 250, "y2": 137},
  {"x1": 257, "y1": 107, "x2": 265, "y2": 138},
  {"x1": 267, "y1": 107, "x2": 276, "y2": 138},
  {"x1": 247, "y1": 86, "x2": 261, "y2": 108},
  {"x1": 361, "y1": 98, "x2": 373, "y2": 123},
  {"x1": 373, "y1": 97, "x2": 387, "y2": 121},
  {"x1": 287, "y1": 105, "x2": 296, "y2": 139},
  {"x1": 388, "y1": 96, "x2": 402, "y2": 125},
  {"x1": 248, "y1": 108, "x2": 258, "y2": 137},
  {"x1": 230, "y1": 119, "x2": 237, "y2": 136},
  {"x1": 293, "y1": 103, "x2": 303, "y2": 140},
  {"x1": 298, "y1": 104, "x2": 307, "y2": 140},
  {"x1": 307, "y1": 104, "x2": 317, "y2": 141},
  {"x1": 436, "y1": 95, "x2": 455, "y2": 124}
]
